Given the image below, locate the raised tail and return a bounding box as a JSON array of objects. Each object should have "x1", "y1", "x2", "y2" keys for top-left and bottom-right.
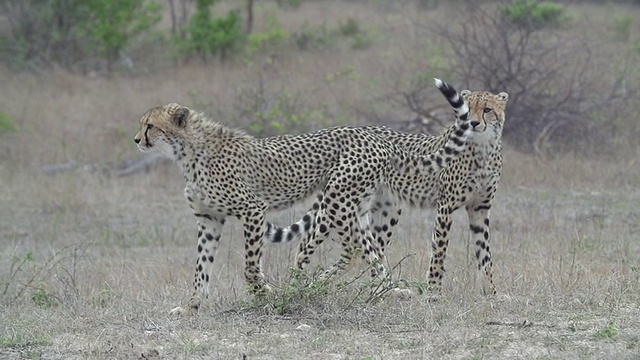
[{"x1": 391, "y1": 78, "x2": 474, "y2": 176}]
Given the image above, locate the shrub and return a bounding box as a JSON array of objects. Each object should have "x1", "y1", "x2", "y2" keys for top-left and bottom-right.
[
  {"x1": 78, "y1": 0, "x2": 162, "y2": 71},
  {"x1": 292, "y1": 21, "x2": 335, "y2": 51},
  {"x1": 275, "y1": 0, "x2": 302, "y2": 10},
  {"x1": 247, "y1": 14, "x2": 289, "y2": 55},
  {"x1": 339, "y1": 17, "x2": 360, "y2": 37},
  {"x1": 350, "y1": 32, "x2": 373, "y2": 50},
  {"x1": 181, "y1": 0, "x2": 244, "y2": 61},
  {"x1": 502, "y1": 0, "x2": 568, "y2": 29},
  {"x1": 0, "y1": 0, "x2": 161, "y2": 71},
  {"x1": 427, "y1": 2, "x2": 638, "y2": 155},
  {"x1": 230, "y1": 66, "x2": 342, "y2": 136}
]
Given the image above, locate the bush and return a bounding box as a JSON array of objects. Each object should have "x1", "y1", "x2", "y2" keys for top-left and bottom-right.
[
  {"x1": 339, "y1": 17, "x2": 360, "y2": 37},
  {"x1": 502, "y1": 0, "x2": 568, "y2": 29},
  {"x1": 180, "y1": 0, "x2": 244, "y2": 61},
  {"x1": 78, "y1": 0, "x2": 162, "y2": 70},
  {"x1": 429, "y1": 2, "x2": 637, "y2": 155},
  {"x1": 247, "y1": 14, "x2": 289, "y2": 55},
  {"x1": 228, "y1": 64, "x2": 343, "y2": 136},
  {"x1": 293, "y1": 21, "x2": 335, "y2": 51},
  {"x1": 275, "y1": 0, "x2": 302, "y2": 10},
  {"x1": 0, "y1": 0, "x2": 161, "y2": 71}
]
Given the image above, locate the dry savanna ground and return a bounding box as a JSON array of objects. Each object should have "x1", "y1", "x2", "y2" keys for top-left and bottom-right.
[{"x1": 1, "y1": 1, "x2": 640, "y2": 359}]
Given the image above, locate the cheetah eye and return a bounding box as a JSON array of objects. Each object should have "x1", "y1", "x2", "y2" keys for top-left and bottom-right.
[
  {"x1": 483, "y1": 107, "x2": 492, "y2": 114},
  {"x1": 147, "y1": 124, "x2": 154, "y2": 129}
]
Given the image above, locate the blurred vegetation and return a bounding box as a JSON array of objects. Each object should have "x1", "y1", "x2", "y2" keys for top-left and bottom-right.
[
  {"x1": 502, "y1": 0, "x2": 568, "y2": 28},
  {"x1": 413, "y1": 0, "x2": 639, "y2": 155},
  {"x1": 0, "y1": 0, "x2": 161, "y2": 71},
  {"x1": 0, "y1": 0, "x2": 638, "y2": 156},
  {"x1": 178, "y1": 0, "x2": 244, "y2": 61},
  {"x1": 77, "y1": 0, "x2": 162, "y2": 71},
  {"x1": 0, "y1": 112, "x2": 18, "y2": 133}
]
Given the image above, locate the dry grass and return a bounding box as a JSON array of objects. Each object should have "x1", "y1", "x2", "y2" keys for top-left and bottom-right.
[
  {"x1": 1, "y1": 154, "x2": 639, "y2": 359},
  {"x1": 1, "y1": 1, "x2": 640, "y2": 359}
]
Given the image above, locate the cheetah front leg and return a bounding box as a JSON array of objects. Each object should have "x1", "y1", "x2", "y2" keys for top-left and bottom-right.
[
  {"x1": 466, "y1": 203, "x2": 496, "y2": 295},
  {"x1": 427, "y1": 201, "x2": 453, "y2": 292},
  {"x1": 242, "y1": 202, "x2": 272, "y2": 296},
  {"x1": 170, "y1": 212, "x2": 225, "y2": 316}
]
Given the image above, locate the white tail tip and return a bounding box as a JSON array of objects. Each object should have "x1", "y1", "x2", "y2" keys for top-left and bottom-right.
[{"x1": 434, "y1": 78, "x2": 443, "y2": 88}]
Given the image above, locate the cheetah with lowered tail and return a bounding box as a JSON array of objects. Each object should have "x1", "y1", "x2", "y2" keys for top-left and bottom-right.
[
  {"x1": 267, "y1": 84, "x2": 509, "y2": 295},
  {"x1": 133, "y1": 78, "x2": 473, "y2": 314}
]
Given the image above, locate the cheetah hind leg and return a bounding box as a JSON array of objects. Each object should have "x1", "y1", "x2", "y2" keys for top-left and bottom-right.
[
  {"x1": 316, "y1": 226, "x2": 357, "y2": 281},
  {"x1": 319, "y1": 209, "x2": 387, "y2": 282},
  {"x1": 355, "y1": 202, "x2": 388, "y2": 282}
]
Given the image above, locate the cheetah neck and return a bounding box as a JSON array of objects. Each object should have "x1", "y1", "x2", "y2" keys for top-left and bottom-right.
[
  {"x1": 468, "y1": 131, "x2": 503, "y2": 171},
  {"x1": 174, "y1": 114, "x2": 254, "y2": 172}
]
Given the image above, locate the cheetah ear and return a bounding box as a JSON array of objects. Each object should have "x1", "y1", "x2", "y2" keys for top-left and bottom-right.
[
  {"x1": 460, "y1": 89, "x2": 471, "y2": 97},
  {"x1": 172, "y1": 106, "x2": 190, "y2": 128},
  {"x1": 497, "y1": 92, "x2": 509, "y2": 103}
]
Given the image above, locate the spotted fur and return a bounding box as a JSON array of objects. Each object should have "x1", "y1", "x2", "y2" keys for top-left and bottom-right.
[
  {"x1": 268, "y1": 85, "x2": 509, "y2": 294},
  {"x1": 133, "y1": 80, "x2": 473, "y2": 314}
]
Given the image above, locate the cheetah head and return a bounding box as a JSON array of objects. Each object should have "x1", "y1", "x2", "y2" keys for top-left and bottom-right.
[
  {"x1": 462, "y1": 89, "x2": 509, "y2": 139},
  {"x1": 134, "y1": 103, "x2": 191, "y2": 160}
]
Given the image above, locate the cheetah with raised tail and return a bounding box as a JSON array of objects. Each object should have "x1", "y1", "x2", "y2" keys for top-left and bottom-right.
[
  {"x1": 268, "y1": 84, "x2": 509, "y2": 295},
  {"x1": 133, "y1": 78, "x2": 474, "y2": 314}
]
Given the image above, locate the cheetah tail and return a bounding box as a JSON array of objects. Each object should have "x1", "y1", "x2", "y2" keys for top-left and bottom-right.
[
  {"x1": 264, "y1": 210, "x2": 315, "y2": 245},
  {"x1": 391, "y1": 78, "x2": 474, "y2": 177}
]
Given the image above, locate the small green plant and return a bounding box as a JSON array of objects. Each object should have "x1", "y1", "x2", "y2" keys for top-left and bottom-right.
[
  {"x1": 502, "y1": 0, "x2": 567, "y2": 29},
  {"x1": 248, "y1": 14, "x2": 289, "y2": 55},
  {"x1": 594, "y1": 321, "x2": 618, "y2": 339},
  {"x1": 613, "y1": 15, "x2": 633, "y2": 42},
  {"x1": 0, "y1": 335, "x2": 50, "y2": 350},
  {"x1": 0, "y1": 112, "x2": 18, "y2": 132},
  {"x1": 341, "y1": 253, "x2": 420, "y2": 305},
  {"x1": 2, "y1": 244, "x2": 86, "y2": 305},
  {"x1": 92, "y1": 285, "x2": 120, "y2": 308},
  {"x1": 1, "y1": 252, "x2": 34, "y2": 299},
  {"x1": 31, "y1": 282, "x2": 59, "y2": 308},
  {"x1": 181, "y1": 339, "x2": 210, "y2": 355},
  {"x1": 269, "y1": 267, "x2": 331, "y2": 315}
]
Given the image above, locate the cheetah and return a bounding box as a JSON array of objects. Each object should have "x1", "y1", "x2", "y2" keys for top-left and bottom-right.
[
  {"x1": 133, "y1": 78, "x2": 473, "y2": 314},
  {"x1": 267, "y1": 86, "x2": 509, "y2": 295}
]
